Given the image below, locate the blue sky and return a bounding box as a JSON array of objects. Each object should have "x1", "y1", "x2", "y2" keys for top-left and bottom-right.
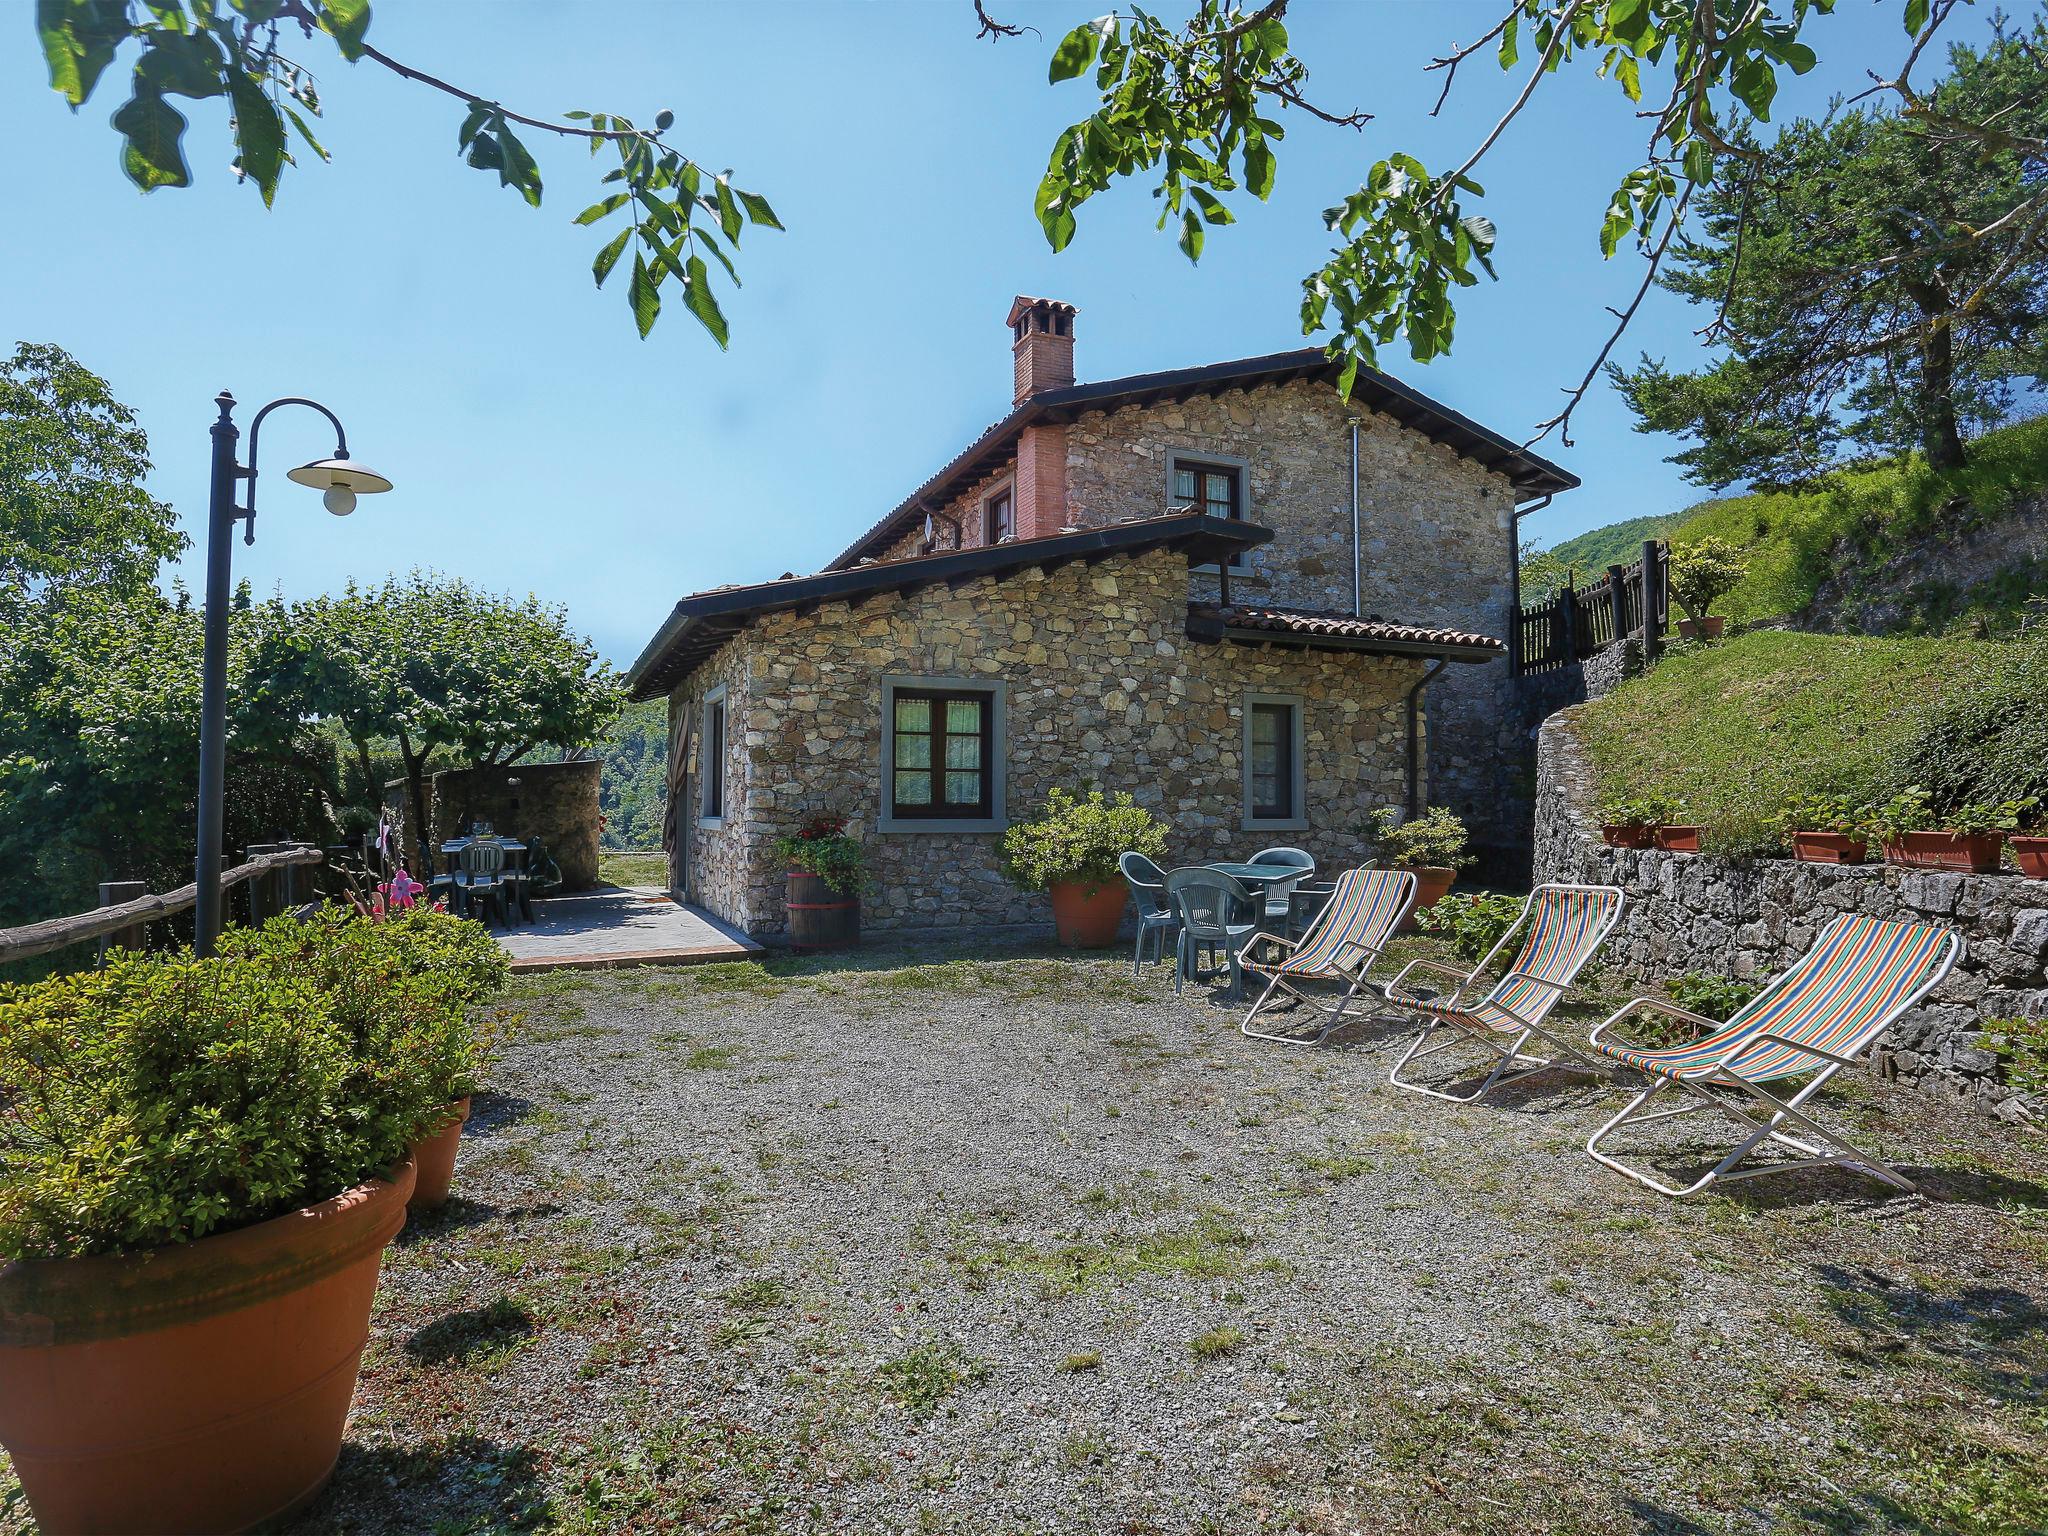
[{"x1": 3, "y1": 0, "x2": 1999, "y2": 667}]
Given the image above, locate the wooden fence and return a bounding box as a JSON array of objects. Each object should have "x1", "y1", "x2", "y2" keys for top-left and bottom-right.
[
  {"x1": 0, "y1": 845, "x2": 325, "y2": 967},
  {"x1": 1515, "y1": 540, "x2": 1670, "y2": 676}
]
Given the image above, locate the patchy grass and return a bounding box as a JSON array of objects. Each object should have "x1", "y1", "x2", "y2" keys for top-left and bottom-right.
[
  {"x1": 1189, "y1": 1325, "x2": 1246, "y2": 1360},
  {"x1": 404, "y1": 1297, "x2": 537, "y2": 1370},
  {"x1": 597, "y1": 851, "x2": 669, "y2": 888},
  {"x1": 877, "y1": 1342, "x2": 985, "y2": 1421},
  {"x1": 950, "y1": 1210, "x2": 1270, "y2": 1296}
]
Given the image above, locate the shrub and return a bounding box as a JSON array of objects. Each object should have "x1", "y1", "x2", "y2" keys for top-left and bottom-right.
[
  {"x1": 1668, "y1": 536, "x2": 1748, "y2": 623},
  {"x1": 1, "y1": 909, "x2": 504, "y2": 1260},
  {"x1": 770, "y1": 814, "x2": 867, "y2": 895},
  {"x1": 1893, "y1": 630, "x2": 2048, "y2": 823},
  {"x1": 1000, "y1": 787, "x2": 1168, "y2": 891},
  {"x1": 1775, "y1": 792, "x2": 1865, "y2": 840},
  {"x1": 1599, "y1": 793, "x2": 1683, "y2": 831},
  {"x1": 1416, "y1": 891, "x2": 1524, "y2": 962},
  {"x1": 1983, "y1": 1019, "x2": 2048, "y2": 1098},
  {"x1": 1364, "y1": 805, "x2": 1472, "y2": 869},
  {"x1": 1663, "y1": 972, "x2": 1761, "y2": 1022}
]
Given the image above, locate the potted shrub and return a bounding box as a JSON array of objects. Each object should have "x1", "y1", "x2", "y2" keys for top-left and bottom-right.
[
  {"x1": 1777, "y1": 793, "x2": 1870, "y2": 865},
  {"x1": 1599, "y1": 794, "x2": 1668, "y2": 849},
  {"x1": 1669, "y1": 536, "x2": 1746, "y2": 641},
  {"x1": 773, "y1": 814, "x2": 867, "y2": 953},
  {"x1": 1869, "y1": 788, "x2": 2021, "y2": 873},
  {"x1": 0, "y1": 919, "x2": 477, "y2": 1536},
  {"x1": 1001, "y1": 787, "x2": 1168, "y2": 947},
  {"x1": 1651, "y1": 799, "x2": 1704, "y2": 853},
  {"x1": 2012, "y1": 803, "x2": 2048, "y2": 879},
  {"x1": 1364, "y1": 805, "x2": 1472, "y2": 930}
]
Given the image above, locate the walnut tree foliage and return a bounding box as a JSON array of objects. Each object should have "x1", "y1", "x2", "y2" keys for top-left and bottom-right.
[
  {"x1": 32, "y1": 0, "x2": 781, "y2": 342},
  {"x1": 1611, "y1": 19, "x2": 2048, "y2": 485}
]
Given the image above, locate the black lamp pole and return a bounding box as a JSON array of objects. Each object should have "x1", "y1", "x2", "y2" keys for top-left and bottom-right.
[{"x1": 193, "y1": 390, "x2": 359, "y2": 956}]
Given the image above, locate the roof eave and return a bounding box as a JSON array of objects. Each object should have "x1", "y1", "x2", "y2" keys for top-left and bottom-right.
[{"x1": 1183, "y1": 611, "x2": 1502, "y2": 665}]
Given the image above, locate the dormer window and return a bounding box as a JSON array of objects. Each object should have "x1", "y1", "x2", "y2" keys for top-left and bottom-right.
[{"x1": 984, "y1": 484, "x2": 1015, "y2": 544}]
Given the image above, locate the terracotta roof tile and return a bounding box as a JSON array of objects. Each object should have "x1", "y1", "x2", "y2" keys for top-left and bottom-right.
[{"x1": 1190, "y1": 602, "x2": 1503, "y2": 653}]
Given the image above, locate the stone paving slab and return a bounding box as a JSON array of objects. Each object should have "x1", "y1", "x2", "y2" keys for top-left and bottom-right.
[{"x1": 497, "y1": 884, "x2": 759, "y2": 972}]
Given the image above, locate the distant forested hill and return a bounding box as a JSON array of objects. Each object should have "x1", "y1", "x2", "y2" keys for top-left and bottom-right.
[
  {"x1": 594, "y1": 700, "x2": 666, "y2": 849},
  {"x1": 1539, "y1": 512, "x2": 1689, "y2": 581}
]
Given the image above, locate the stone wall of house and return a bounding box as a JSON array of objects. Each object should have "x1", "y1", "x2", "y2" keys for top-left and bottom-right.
[
  {"x1": 667, "y1": 543, "x2": 1421, "y2": 938},
  {"x1": 1535, "y1": 708, "x2": 2043, "y2": 1123},
  {"x1": 1057, "y1": 377, "x2": 1527, "y2": 853},
  {"x1": 400, "y1": 760, "x2": 602, "y2": 891},
  {"x1": 666, "y1": 637, "x2": 756, "y2": 920}
]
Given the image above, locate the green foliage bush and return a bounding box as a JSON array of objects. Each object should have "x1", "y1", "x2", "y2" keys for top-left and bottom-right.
[
  {"x1": 1893, "y1": 629, "x2": 2048, "y2": 827},
  {"x1": 1416, "y1": 891, "x2": 1523, "y2": 963},
  {"x1": 771, "y1": 815, "x2": 867, "y2": 896},
  {"x1": 1001, "y1": 788, "x2": 1168, "y2": 891},
  {"x1": 1363, "y1": 805, "x2": 1472, "y2": 869},
  {"x1": 0, "y1": 908, "x2": 506, "y2": 1260},
  {"x1": 1663, "y1": 972, "x2": 1761, "y2": 1022},
  {"x1": 1984, "y1": 1019, "x2": 2048, "y2": 1098}
]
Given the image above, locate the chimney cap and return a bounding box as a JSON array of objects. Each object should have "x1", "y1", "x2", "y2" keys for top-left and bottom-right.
[{"x1": 1006, "y1": 295, "x2": 1077, "y2": 327}]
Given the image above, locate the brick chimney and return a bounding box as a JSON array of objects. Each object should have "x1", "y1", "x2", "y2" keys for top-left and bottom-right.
[{"x1": 1008, "y1": 295, "x2": 1076, "y2": 404}]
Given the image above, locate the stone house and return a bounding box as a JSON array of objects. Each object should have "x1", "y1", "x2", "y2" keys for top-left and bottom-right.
[{"x1": 627, "y1": 298, "x2": 1576, "y2": 938}]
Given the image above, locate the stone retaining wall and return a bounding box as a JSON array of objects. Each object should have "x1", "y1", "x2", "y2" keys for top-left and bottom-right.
[{"x1": 1535, "y1": 709, "x2": 2043, "y2": 1124}]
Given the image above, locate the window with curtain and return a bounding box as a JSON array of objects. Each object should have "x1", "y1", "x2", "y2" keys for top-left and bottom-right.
[
  {"x1": 984, "y1": 485, "x2": 1014, "y2": 544},
  {"x1": 1248, "y1": 700, "x2": 1295, "y2": 822},
  {"x1": 700, "y1": 688, "x2": 727, "y2": 821},
  {"x1": 1171, "y1": 459, "x2": 1241, "y2": 521},
  {"x1": 889, "y1": 688, "x2": 991, "y2": 818}
]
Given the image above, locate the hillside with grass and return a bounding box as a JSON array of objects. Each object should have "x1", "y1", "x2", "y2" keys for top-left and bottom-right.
[
  {"x1": 1531, "y1": 416, "x2": 2048, "y2": 633},
  {"x1": 1574, "y1": 628, "x2": 2046, "y2": 855}
]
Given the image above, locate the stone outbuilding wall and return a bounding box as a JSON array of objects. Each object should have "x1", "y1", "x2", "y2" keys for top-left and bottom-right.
[
  {"x1": 1535, "y1": 709, "x2": 2043, "y2": 1123},
  {"x1": 667, "y1": 542, "x2": 1424, "y2": 938},
  {"x1": 393, "y1": 760, "x2": 602, "y2": 892}
]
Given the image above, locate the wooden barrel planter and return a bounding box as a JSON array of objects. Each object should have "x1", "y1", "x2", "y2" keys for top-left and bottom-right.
[{"x1": 787, "y1": 871, "x2": 859, "y2": 953}]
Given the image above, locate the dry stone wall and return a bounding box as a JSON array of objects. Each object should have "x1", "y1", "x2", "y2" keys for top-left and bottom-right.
[
  {"x1": 668, "y1": 544, "x2": 1420, "y2": 938},
  {"x1": 1535, "y1": 709, "x2": 2043, "y2": 1123}
]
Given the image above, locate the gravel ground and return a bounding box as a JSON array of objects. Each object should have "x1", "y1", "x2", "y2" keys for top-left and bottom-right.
[{"x1": 6, "y1": 938, "x2": 2043, "y2": 1534}]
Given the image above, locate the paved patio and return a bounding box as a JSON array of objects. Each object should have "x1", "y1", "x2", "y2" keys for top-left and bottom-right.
[{"x1": 497, "y1": 884, "x2": 758, "y2": 972}]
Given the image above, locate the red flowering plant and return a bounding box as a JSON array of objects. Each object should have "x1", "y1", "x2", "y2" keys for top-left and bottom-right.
[{"x1": 772, "y1": 814, "x2": 867, "y2": 895}]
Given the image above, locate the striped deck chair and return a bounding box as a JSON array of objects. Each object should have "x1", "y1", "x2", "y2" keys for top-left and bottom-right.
[
  {"x1": 1385, "y1": 883, "x2": 1626, "y2": 1103},
  {"x1": 1583, "y1": 913, "x2": 1960, "y2": 1197},
  {"x1": 1239, "y1": 868, "x2": 1415, "y2": 1046}
]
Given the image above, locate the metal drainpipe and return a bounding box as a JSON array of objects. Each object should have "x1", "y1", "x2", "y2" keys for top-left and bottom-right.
[
  {"x1": 1349, "y1": 418, "x2": 1362, "y2": 617},
  {"x1": 1507, "y1": 492, "x2": 1555, "y2": 673},
  {"x1": 1404, "y1": 657, "x2": 1451, "y2": 818}
]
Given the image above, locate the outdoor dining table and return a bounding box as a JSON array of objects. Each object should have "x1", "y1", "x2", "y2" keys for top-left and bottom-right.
[{"x1": 438, "y1": 838, "x2": 529, "y2": 925}]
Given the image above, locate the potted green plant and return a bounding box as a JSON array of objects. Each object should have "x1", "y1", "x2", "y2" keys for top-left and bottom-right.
[
  {"x1": 1777, "y1": 793, "x2": 1870, "y2": 865},
  {"x1": 773, "y1": 814, "x2": 867, "y2": 953},
  {"x1": 1668, "y1": 536, "x2": 1746, "y2": 641},
  {"x1": 1868, "y1": 788, "x2": 2022, "y2": 873},
  {"x1": 1599, "y1": 794, "x2": 1669, "y2": 849},
  {"x1": 1001, "y1": 787, "x2": 1168, "y2": 947},
  {"x1": 1650, "y1": 797, "x2": 1704, "y2": 853},
  {"x1": 2011, "y1": 801, "x2": 2048, "y2": 879},
  {"x1": 1364, "y1": 805, "x2": 1472, "y2": 930},
  {"x1": 0, "y1": 914, "x2": 486, "y2": 1536}
]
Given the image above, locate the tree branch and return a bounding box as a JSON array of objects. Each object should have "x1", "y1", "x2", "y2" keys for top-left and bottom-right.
[{"x1": 971, "y1": 1, "x2": 1033, "y2": 42}]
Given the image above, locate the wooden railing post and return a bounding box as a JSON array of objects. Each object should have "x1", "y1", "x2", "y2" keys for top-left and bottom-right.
[
  {"x1": 96, "y1": 881, "x2": 148, "y2": 964},
  {"x1": 1607, "y1": 563, "x2": 1629, "y2": 640},
  {"x1": 1558, "y1": 582, "x2": 1580, "y2": 662},
  {"x1": 1642, "y1": 538, "x2": 1666, "y2": 665}
]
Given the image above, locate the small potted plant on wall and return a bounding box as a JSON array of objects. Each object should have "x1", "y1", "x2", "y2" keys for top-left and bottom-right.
[
  {"x1": 2011, "y1": 802, "x2": 2048, "y2": 879},
  {"x1": 1778, "y1": 793, "x2": 1870, "y2": 865},
  {"x1": 1002, "y1": 787, "x2": 1169, "y2": 947},
  {"x1": 1651, "y1": 798, "x2": 1704, "y2": 853},
  {"x1": 1599, "y1": 794, "x2": 1666, "y2": 849},
  {"x1": 1669, "y1": 536, "x2": 1746, "y2": 641},
  {"x1": 1364, "y1": 805, "x2": 1472, "y2": 930},
  {"x1": 773, "y1": 814, "x2": 867, "y2": 953},
  {"x1": 1869, "y1": 787, "x2": 2025, "y2": 873}
]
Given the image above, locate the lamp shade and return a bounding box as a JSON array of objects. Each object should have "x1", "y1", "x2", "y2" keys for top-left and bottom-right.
[{"x1": 286, "y1": 457, "x2": 393, "y2": 496}]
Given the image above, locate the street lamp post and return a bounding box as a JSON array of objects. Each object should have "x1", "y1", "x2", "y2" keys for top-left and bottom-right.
[{"x1": 193, "y1": 391, "x2": 392, "y2": 956}]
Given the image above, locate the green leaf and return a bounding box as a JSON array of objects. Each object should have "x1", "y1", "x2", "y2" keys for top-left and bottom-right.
[
  {"x1": 680, "y1": 252, "x2": 729, "y2": 348},
  {"x1": 38, "y1": 0, "x2": 130, "y2": 106},
  {"x1": 1049, "y1": 21, "x2": 1100, "y2": 82},
  {"x1": 1682, "y1": 138, "x2": 1714, "y2": 185},
  {"x1": 226, "y1": 67, "x2": 285, "y2": 205},
  {"x1": 574, "y1": 192, "x2": 628, "y2": 226},
  {"x1": 317, "y1": 0, "x2": 373, "y2": 62},
  {"x1": 1243, "y1": 139, "x2": 1275, "y2": 200},
  {"x1": 493, "y1": 120, "x2": 543, "y2": 207},
  {"x1": 112, "y1": 82, "x2": 191, "y2": 191},
  {"x1": 1903, "y1": 0, "x2": 1930, "y2": 33},
  {"x1": 136, "y1": 33, "x2": 223, "y2": 98},
  {"x1": 283, "y1": 105, "x2": 328, "y2": 161},
  {"x1": 629, "y1": 250, "x2": 661, "y2": 338},
  {"x1": 1177, "y1": 208, "x2": 1203, "y2": 262},
  {"x1": 1497, "y1": 14, "x2": 1518, "y2": 69},
  {"x1": 591, "y1": 226, "x2": 631, "y2": 287},
  {"x1": 713, "y1": 178, "x2": 742, "y2": 241},
  {"x1": 737, "y1": 189, "x2": 782, "y2": 230}
]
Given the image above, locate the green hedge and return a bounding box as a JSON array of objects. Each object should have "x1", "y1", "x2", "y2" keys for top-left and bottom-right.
[{"x1": 0, "y1": 907, "x2": 506, "y2": 1261}]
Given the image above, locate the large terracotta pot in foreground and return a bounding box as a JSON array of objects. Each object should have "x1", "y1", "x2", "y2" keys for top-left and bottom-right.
[
  {"x1": 0, "y1": 1161, "x2": 415, "y2": 1536},
  {"x1": 1049, "y1": 879, "x2": 1127, "y2": 948},
  {"x1": 411, "y1": 1098, "x2": 472, "y2": 1211},
  {"x1": 1395, "y1": 865, "x2": 1456, "y2": 932}
]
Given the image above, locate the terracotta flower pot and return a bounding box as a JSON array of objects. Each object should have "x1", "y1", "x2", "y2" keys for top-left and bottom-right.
[
  {"x1": 1601, "y1": 824, "x2": 1656, "y2": 849},
  {"x1": 410, "y1": 1098, "x2": 472, "y2": 1211},
  {"x1": 0, "y1": 1161, "x2": 416, "y2": 1536},
  {"x1": 1676, "y1": 616, "x2": 1726, "y2": 640},
  {"x1": 1791, "y1": 831, "x2": 1868, "y2": 865},
  {"x1": 1882, "y1": 831, "x2": 2004, "y2": 873},
  {"x1": 1049, "y1": 878, "x2": 1127, "y2": 948},
  {"x1": 2006, "y1": 835, "x2": 2048, "y2": 879},
  {"x1": 1652, "y1": 825, "x2": 1704, "y2": 853},
  {"x1": 1396, "y1": 865, "x2": 1456, "y2": 932}
]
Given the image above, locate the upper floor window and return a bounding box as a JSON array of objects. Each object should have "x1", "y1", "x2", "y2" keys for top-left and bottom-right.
[
  {"x1": 985, "y1": 485, "x2": 1015, "y2": 545},
  {"x1": 1173, "y1": 459, "x2": 1241, "y2": 522}
]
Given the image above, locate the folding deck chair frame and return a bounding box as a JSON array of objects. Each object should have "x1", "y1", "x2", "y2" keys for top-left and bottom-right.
[
  {"x1": 1238, "y1": 868, "x2": 1415, "y2": 1046},
  {"x1": 1384, "y1": 883, "x2": 1626, "y2": 1103},
  {"x1": 1583, "y1": 916, "x2": 1961, "y2": 1197}
]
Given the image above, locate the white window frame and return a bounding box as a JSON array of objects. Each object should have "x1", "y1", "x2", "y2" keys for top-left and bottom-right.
[
  {"x1": 879, "y1": 674, "x2": 1008, "y2": 834},
  {"x1": 698, "y1": 683, "x2": 728, "y2": 828},
  {"x1": 1241, "y1": 692, "x2": 1307, "y2": 832}
]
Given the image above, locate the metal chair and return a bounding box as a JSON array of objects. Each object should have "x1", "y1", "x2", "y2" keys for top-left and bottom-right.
[
  {"x1": 1164, "y1": 867, "x2": 1260, "y2": 1000},
  {"x1": 456, "y1": 839, "x2": 508, "y2": 926},
  {"x1": 1248, "y1": 846, "x2": 1316, "y2": 926},
  {"x1": 1120, "y1": 851, "x2": 1179, "y2": 975}
]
